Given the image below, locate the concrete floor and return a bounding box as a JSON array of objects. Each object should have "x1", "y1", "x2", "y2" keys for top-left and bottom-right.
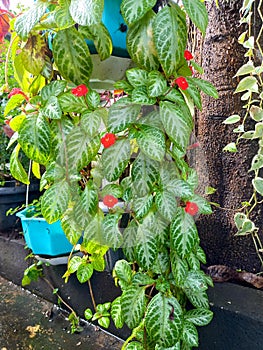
[{"x1": 0, "y1": 276, "x2": 123, "y2": 350}]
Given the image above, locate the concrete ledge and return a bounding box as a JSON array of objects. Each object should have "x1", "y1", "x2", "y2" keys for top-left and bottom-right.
[{"x1": 0, "y1": 235, "x2": 263, "y2": 348}]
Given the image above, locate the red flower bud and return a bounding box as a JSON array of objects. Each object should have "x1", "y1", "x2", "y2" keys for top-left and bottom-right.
[
  {"x1": 184, "y1": 50, "x2": 193, "y2": 61},
  {"x1": 189, "y1": 66, "x2": 194, "y2": 76},
  {"x1": 8, "y1": 88, "x2": 28, "y2": 100},
  {"x1": 175, "y1": 77, "x2": 188, "y2": 90},
  {"x1": 101, "y1": 133, "x2": 116, "y2": 148},
  {"x1": 103, "y1": 195, "x2": 118, "y2": 208},
  {"x1": 185, "y1": 202, "x2": 199, "y2": 216},
  {"x1": 71, "y1": 84, "x2": 88, "y2": 97}
]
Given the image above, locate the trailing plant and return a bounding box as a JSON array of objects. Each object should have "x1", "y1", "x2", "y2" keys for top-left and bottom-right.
[
  {"x1": 223, "y1": 0, "x2": 263, "y2": 268},
  {"x1": 6, "y1": 0, "x2": 219, "y2": 348}
]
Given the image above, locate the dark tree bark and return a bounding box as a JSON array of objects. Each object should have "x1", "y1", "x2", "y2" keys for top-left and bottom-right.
[{"x1": 191, "y1": 0, "x2": 263, "y2": 272}]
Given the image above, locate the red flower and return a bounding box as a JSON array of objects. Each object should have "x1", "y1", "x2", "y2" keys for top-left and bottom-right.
[
  {"x1": 189, "y1": 66, "x2": 194, "y2": 76},
  {"x1": 71, "y1": 84, "x2": 88, "y2": 97},
  {"x1": 8, "y1": 88, "x2": 28, "y2": 100},
  {"x1": 101, "y1": 133, "x2": 116, "y2": 148},
  {"x1": 185, "y1": 202, "x2": 199, "y2": 216},
  {"x1": 184, "y1": 50, "x2": 193, "y2": 61},
  {"x1": 103, "y1": 195, "x2": 118, "y2": 208},
  {"x1": 175, "y1": 77, "x2": 188, "y2": 90}
]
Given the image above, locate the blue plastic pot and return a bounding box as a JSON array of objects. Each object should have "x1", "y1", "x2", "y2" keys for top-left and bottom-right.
[{"x1": 16, "y1": 208, "x2": 73, "y2": 256}]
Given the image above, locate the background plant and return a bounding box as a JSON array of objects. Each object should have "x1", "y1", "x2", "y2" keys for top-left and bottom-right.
[
  {"x1": 6, "y1": 1, "x2": 219, "y2": 348},
  {"x1": 223, "y1": 0, "x2": 263, "y2": 268}
]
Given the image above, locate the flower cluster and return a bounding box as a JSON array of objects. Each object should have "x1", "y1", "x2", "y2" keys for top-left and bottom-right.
[
  {"x1": 71, "y1": 84, "x2": 88, "y2": 97},
  {"x1": 101, "y1": 133, "x2": 116, "y2": 148}
]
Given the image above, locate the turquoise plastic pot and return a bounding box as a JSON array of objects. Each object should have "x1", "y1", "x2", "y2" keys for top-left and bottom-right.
[
  {"x1": 86, "y1": 0, "x2": 128, "y2": 57},
  {"x1": 16, "y1": 208, "x2": 74, "y2": 256}
]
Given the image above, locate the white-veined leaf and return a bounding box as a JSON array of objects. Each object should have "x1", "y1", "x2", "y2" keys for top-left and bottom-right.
[
  {"x1": 121, "y1": 286, "x2": 147, "y2": 329},
  {"x1": 145, "y1": 293, "x2": 183, "y2": 348},
  {"x1": 69, "y1": 0, "x2": 103, "y2": 26},
  {"x1": 170, "y1": 208, "x2": 199, "y2": 258},
  {"x1": 153, "y1": 5, "x2": 187, "y2": 76},
  {"x1": 182, "y1": 0, "x2": 208, "y2": 35},
  {"x1": 102, "y1": 139, "x2": 131, "y2": 181}
]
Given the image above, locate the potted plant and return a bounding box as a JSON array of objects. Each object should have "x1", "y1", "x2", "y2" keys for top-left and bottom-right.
[{"x1": 5, "y1": 0, "x2": 219, "y2": 348}]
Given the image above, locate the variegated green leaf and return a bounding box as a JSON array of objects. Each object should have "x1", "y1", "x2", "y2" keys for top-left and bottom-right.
[
  {"x1": 69, "y1": 0, "x2": 103, "y2": 26},
  {"x1": 77, "y1": 262, "x2": 94, "y2": 283},
  {"x1": 68, "y1": 256, "x2": 82, "y2": 273},
  {"x1": 121, "y1": 0, "x2": 156, "y2": 25},
  {"x1": 160, "y1": 101, "x2": 192, "y2": 151},
  {"x1": 127, "y1": 10, "x2": 159, "y2": 71},
  {"x1": 166, "y1": 179, "x2": 193, "y2": 199},
  {"x1": 61, "y1": 207, "x2": 83, "y2": 245},
  {"x1": 126, "y1": 68, "x2": 149, "y2": 87},
  {"x1": 155, "y1": 190, "x2": 177, "y2": 222},
  {"x1": 187, "y1": 77, "x2": 218, "y2": 99},
  {"x1": 132, "y1": 152, "x2": 159, "y2": 196},
  {"x1": 121, "y1": 286, "x2": 147, "y2": 329},
  {"x1": 122, "y1": 221, "x2": 138, "y2": 262},
  {"x1": 15, "y1": 0, "x2": 48, "y2": 39},
  {"x1": 82, "y1": 211, "x2": 104, "y2": 245},
  {"x1": 171, "y1": 253, "x2": 188, "y2": 285},
  {"x1": 183, "y1": 271, "x2": 209, "y2": 294},
  {"x1": 21, "y1": 34, "x2": 48, "y2": 76},
  {"x1": 40, "y1": 80, "x2": 67, "y2": 101},
  {"x1": 10, "y1": 144, "x2": 30, "y2": 185},
  {"x1": 132, "y1": 273, "x2": 155, "y2": 286},
  {"x1": 185, "y1": 80, "x2": 202, "y2": 110},
  {"x1": 65, "y1": 126, "x2": 101, "y2": 172},
  {"x1": 185, "y1": 308, "x2": 213, "y2": 327},
  {"x1": 18, "y1": 114, "x2": 51, "y2": 165},
  {"x1": 108, "y1": 102, "x2": 141, "y2": 133},
  {"x1": 102, "y1": 139, "x2": 131, "y2": 181},
  {"x1": 153, "y1": 5, "x2": 187, "y2": 76},
  {"x1": 58, "y1": 92, "x2": 88, "y2": 114},
  {"x1": 185, "y1": 289, "x2": 209, "y2": 309},
  {"x1": 252, "y1": 177, "x2": 263, "y2": 195},
  {"x1": 145, "y1": 293, "x2": 183, "y2": 348},
  {"x1": 187, "y1": 252, "x2": 200, "y2": 270},
  {"x1": 170, "y1": 208, "x2": 199, "y2": 258},
  {"x1": 42, "y1": 96, "x2": 62, "y2": 120},
  {"x1": 81, "y1": 181, "x2": 99, "y2": 215},
  {"x1": 81, "y1": 110, "x2": 103, "y2": 138},
  {"x1": 86, "y1": 90, "x2": 101, "y2": 110},
  {"x1": 190, "y1": 194, "x2": 212, "y2": 215},
  {"x1": 135, "y1": 223, "x2": 158, "y2": 269},
  {"x1": 53, "y1": 27, "x2": 93, "y2": 85},
  {"x1": 114, "y1": 259, "x2": 133, "y2": 287},
  {"x1": 196, "y1": 246, "x2": 207, "y2": 264},
  {"x1": 131, "y1": 86, "x2": 156, "y2": 105},
  {"x1": 102, "y1": 213, "x2": 123, "y2": 249},
  {"x1": 132, "y1": 194, "x2": 153, "y2": 219},
  {"x1": 100, "y1": 184, "x2": 123, "y2": 198},
  {"x1": 182, "y1": 0, "x2": 208, "y2": 35},
  {"x1": 111, "y1": 296, "x2": 124, "y2": 329},
  {"x1": 125, "y1": 342, "x2": 144, "y2": 350},
  {"x1": 54, "y1": 0, "x2": 75, "y2": 29},
  {"x1": 147, "y1": 70, "x2": 167, "y2": 97},
  {"x1": 41, "y1": 180, "x2": 71, "y2": 223},
  {"x1": 79, "y1": 23, "x2": 112, "y2": 61},
  {"x1": 181, "y1": 321, "x2": 199, "y2": 347},
  {"x1": 136, "y1": 125, "x2": 166, "y2": 161},
  {"x1": 137, "y1": 109, "x2": 164, "y2": 130}
]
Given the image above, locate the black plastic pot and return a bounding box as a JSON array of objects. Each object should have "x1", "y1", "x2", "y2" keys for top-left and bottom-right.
[{"x1": 0, "y1": 181, "x2": 40, "y2": 232}]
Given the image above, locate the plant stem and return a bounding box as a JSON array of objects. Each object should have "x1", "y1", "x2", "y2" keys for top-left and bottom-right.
[
  {"x1": 43, "y1": 277, "x2": 78, "y2": 318},
  {"x1": 88, "y1": 279, "x2": 97, "y2": 311}
]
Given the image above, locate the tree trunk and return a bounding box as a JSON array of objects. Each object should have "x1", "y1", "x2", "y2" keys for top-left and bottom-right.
[{"x1": 191, "y1": 0, "x2": 263, "y2": 272}]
